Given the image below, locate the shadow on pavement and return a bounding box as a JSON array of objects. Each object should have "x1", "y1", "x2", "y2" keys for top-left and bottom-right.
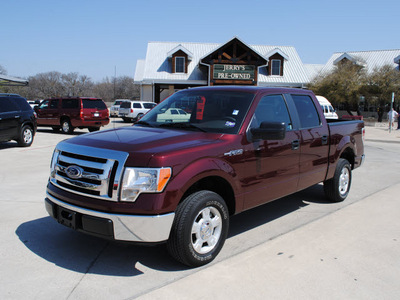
[
  {"x1": 229, "y1": 184, "x2": 330, "y2": 237},
  {"x1": 16, "y1": 184, "x2": 330, "y2": 275},
  {"x1": 16, "y1": 216, "x2": 185, "y2": 276}
]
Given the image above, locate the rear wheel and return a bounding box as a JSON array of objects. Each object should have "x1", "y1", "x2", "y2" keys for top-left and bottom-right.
[
  {"x1": 324, "y1": 158, "x2": 352, "y2": 202},
  {"x1": 17, "y1": 125, "x2": 34, "y2": 147},
  {"x1": 61, "y1": 119, "x2": 74, "y2": 134},
  {"x1": 167, "y1": 190, "x2": 229, "y2": 267}
]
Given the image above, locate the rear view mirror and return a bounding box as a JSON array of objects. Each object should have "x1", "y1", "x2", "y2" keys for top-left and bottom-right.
[{"x1": 250, "y1": 121, "x2": 286, "y2": 140}]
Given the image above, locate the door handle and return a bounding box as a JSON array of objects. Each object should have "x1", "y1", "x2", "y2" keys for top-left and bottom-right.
[
  {"x1": 322, "y1": 135, "x2": 328, "y2": 145},
  {"x1": 292, "y1": 139, "x2": 300, "y2": 150}
]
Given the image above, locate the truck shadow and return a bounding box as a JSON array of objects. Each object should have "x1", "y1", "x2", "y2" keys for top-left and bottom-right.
[{"x1": 16, "y1": 184, "x2": 330, "y2": 275}]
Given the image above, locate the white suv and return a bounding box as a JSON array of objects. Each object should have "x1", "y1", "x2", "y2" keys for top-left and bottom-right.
[
  {"x1": 110, "y1": 99, "x2": 129, "y2": 117},
  {"x1": 119, "y1": 101, "x2": 156, "y2": 122}
]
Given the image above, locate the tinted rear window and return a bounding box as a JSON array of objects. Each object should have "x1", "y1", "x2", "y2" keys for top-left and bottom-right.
[
  {"x1": 120, "y1": 102, "x2": 131, "y2": 108},
  {"x1": 143, "y1": 103, "x2": 156, "y2": 109},
  {"x1": 12, "y1": 96, "x2": 32, "y2": 111},
  {"x1": 82, "y1": 99, "x2": 107, "y2": 109}
]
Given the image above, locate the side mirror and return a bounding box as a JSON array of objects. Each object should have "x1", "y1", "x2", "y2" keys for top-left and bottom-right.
[{"x1": 250, "y1": 121, "x2": 286, "y2": 140}]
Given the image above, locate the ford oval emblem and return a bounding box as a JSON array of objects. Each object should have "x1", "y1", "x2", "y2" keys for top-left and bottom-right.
[{"x1": 65, "y1": 165, "x2": 83, "y2": 179}]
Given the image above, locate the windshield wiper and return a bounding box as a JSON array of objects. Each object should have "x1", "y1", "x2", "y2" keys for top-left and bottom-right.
[{"x1": 159, "y1": 122, "x2": 207, "y2": 132}]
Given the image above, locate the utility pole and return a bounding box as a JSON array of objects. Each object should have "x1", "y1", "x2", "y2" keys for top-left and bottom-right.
[{"x1": 113, "y1": 66, "x2": 116, "y2": 100}]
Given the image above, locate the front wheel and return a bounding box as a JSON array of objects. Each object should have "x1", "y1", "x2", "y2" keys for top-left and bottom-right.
[
  {"x1": 167, "y1": 190, "x2": 229, "y2": 267},
  {"x1": 17, "y1": 125, "x2": 34, "y2": 147},
  {"x1": 324, "y1": 158, "x2": 352, "y2": 202}
]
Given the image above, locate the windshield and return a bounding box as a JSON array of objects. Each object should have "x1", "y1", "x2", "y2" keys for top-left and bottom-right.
[{"x1": 138, "y1": 90, "x2": 255, "y2": 134}]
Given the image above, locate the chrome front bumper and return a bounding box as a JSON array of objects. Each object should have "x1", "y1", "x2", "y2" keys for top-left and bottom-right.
[{"x1": 45, "y1": 192, "x2": 175, "y2": 243}]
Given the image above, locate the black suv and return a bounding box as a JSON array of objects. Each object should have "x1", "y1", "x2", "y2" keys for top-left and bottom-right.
[{"x1": 0, "y1": 93, "x2": 37, "y2": 147}]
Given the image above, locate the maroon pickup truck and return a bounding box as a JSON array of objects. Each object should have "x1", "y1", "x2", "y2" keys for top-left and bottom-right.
[{"x1": 44, "y1": 86, "x2": 365, "y2": 267}]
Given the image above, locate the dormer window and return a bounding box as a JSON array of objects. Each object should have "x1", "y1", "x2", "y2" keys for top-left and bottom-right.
[
  {"x1": 265, "y1": 48, "x2": 288, "y2": 77},
  {"x1": 271, "y1": 59, "x2": 281, "y2": 76},
  {"x1": 175, "y1": 57, "x2": 185, "y2": 73},
  {"x1": 167, "y1": 44, "x2": 193, "y2": 74}
]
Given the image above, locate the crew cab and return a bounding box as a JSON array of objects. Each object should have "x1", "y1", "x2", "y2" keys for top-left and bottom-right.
[{"x1": 44, "y1": 87, "x2": 365, "y2": 267}]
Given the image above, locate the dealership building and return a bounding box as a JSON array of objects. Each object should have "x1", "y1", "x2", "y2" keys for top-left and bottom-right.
[{"x1": 134, "y1": 37, "x2": 400, "y2": 103}]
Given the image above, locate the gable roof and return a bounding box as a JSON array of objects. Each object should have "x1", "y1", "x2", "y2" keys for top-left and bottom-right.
[
  {"x1": 136, "y1": 39, "x2": 309, "y2": 86},
  {"x1": 167, "y1": 44, "x2": 194, "y2": 60},
  {"x1": 321, "y1": 49, "x2": 400, "y2": 75}
]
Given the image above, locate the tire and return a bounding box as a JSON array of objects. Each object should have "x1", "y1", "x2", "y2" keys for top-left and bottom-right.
[
  {"x1": 324, "y1": 158, "x2": 352, "y2": 202},
  {"x1": 17, "y1": 125, "x2": 34, "y2": 147},
  {"x1": 167, "y1": 190, "x2": 229, "y2": 267},
  {"x1": 61, "y1": 119, "x2": 74, "y2": 134},
  {"x1": 122, "y1": 117, "x2": 129, "y2": 123},
  {"x1": 136, "y1": 113, "x2": 144, "y2": 121},
  {"x1": 88, "y1": 127, "x2": 100, "y2": 132}
]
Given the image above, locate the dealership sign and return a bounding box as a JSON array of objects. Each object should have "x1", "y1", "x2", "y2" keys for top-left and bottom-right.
[{"x1": 213, "y1": 64, "x2": 255, "y2": 80}]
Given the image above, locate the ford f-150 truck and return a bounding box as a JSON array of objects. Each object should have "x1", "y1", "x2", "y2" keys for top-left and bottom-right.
[{"x1": 45, "y1": 86, "x2": 365, "y2": 267}]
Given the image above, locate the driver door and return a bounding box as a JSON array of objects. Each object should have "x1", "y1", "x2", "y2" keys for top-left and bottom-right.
[{"x1": 243, "y1": 94, "x2": 301, "y2": 210}]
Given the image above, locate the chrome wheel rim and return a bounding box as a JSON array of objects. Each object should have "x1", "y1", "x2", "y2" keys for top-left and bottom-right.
[
  {"x1": 339, "y1": 167, "x2": 350, "y2": 196},
  {"x1": 23, "y1": 129, "x2": 32, "y2": 143},
  {"x1": 62, "y1": 122, "x2": 69, "y2": 132},
  {"x1": 191, "y1": 206, "x2": 222, "y2": 254}
]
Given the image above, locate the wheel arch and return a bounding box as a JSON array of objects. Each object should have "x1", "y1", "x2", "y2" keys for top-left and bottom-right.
[{"x1": 181, "y1": 175, "x2": 236, "y2": 216}]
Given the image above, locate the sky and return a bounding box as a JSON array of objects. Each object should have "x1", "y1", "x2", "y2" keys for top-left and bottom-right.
[{"x1": 1, "y1": 0, "x2": 399, "y2": 82}]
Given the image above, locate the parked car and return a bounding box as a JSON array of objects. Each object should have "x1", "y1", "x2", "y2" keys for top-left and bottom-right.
[
  {"x1": 44, "y1": 86, "x2": 365, "y2": 267},
  {"x1": 316, "y1": 95, "x2": 338, "y2": 119},
  {"x1": 110, "y1": 99, "x2": 129, "y2": 117},
  {"x1": 27, "y1": 100, "x2": 41, "y2": 109},
  {"x1": 119, "y1": 101, "x2": 156, "y2": 122},
  {"x1": 0, "y1": 93, "x2": 37, "y2": 147},
  {"x1": 156, "y1": 108, "x2": 190, "y2": 122},
  {"x1": 34, "y1": 97, "x2": 109, "y2": 134}
]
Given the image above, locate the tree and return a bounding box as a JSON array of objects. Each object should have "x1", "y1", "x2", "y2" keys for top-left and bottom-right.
[
  {"x1": 61, "y1": 72, "x2": 94, "y2": 97},
  {"x1": 309, "y1": 59, "x2": 367, "y2": 115},
  {"x1": 0, "y1": 65, "x2": 7, "y2": 75},
  {"x1": 363, "y1": 65, "x2": 400, "y2": 122}
]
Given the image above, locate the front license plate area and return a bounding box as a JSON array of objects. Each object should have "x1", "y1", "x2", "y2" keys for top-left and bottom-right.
[{"x1": 57, "y1": 207, "x2": 77, "y2": 229}]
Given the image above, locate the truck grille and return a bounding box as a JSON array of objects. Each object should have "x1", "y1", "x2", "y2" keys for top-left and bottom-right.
[{"x1": 49, "y1": 143, "x2": 128, "y2": 202}]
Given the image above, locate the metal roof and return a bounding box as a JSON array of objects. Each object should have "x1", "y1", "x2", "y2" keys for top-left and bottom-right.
[
  {"x1": 0, "y1": 75, "x2": 28, "y2": 86},
  {"x1": 320, "y1": 49, "x2": 400, "y2": 75},
  {"x1": 136, "y1": 40, "x2": 310, "y2": 87}
]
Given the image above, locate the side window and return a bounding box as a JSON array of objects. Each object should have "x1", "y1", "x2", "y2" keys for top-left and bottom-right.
[
  {"x1": 0, "y1": 98, "x2": 19, "y2": 112},
  {"x1": 62, "y1": 99, "x2": 79, "y2": 109},
  {"x1": 252, "y1": 95, "x2": 292, "y2": 130},
  {"x1": 49, "y1": 99, "x2": 59, "y2": 109},
  {"x1": 133, "y1": 103, "x2": 142, "y2": 108},
  {"x1": 175, "y1": 57, "x2": 185, "y2": 73},
  {"x1": 271, "y1": 60, "x2": 281, "y2": 76},
  {"x1": 292, "y1": 95, "x2": 321, "y2": 128},
  {"x1": 39, "y1": 100, "x2": 50, "y2": 109}
]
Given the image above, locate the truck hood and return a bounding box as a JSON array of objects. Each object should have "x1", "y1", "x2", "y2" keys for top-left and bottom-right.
[{"x1": 63, "y1": 125, "x2": 223, "y2": 166}]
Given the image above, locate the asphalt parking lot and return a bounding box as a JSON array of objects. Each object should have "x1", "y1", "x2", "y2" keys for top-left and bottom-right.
[{"x1": 1, "y1": 121, "x2": 400, "y2": 299}]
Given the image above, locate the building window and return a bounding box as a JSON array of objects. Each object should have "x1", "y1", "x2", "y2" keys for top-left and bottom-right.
[
  {"x1": 271, "y1": 59, "x2": 281, "y2": 76},
  {"x1": 175, "y1": 57, "x2": 185, "y2": 73}
]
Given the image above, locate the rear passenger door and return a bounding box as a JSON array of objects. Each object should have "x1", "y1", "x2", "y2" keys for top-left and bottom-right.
[
  {"x1": 290, "y1": 94, "x2": 330, "y2": 190},
  {"x1": 0, "y1": 97, "x2": 20, "y2": 140}
]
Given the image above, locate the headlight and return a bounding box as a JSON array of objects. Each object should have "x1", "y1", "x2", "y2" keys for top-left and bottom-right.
[
  {"x1": 121, "y1": 167, "x2": 172, "y2": 202},
  {"x1": 50, "y1": 149, "x2": 60, "y2": 177}
]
